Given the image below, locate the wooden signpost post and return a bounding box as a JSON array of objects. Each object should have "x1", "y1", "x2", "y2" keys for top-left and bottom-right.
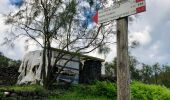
[{"x1": 93, "y1": 0, "x2": 146, "y2": 100}]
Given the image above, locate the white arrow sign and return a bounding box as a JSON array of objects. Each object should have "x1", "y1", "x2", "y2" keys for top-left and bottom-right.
[{"x1": 93, "y1": 0, "x2": 146, "y2": 24}]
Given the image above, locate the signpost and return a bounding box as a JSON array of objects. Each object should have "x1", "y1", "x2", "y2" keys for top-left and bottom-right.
[
  {"x1": 93, "y1": 0, "x2": 146, "y2": 100},
  {"x1": 93, "y1": 0, "x2": 146, "y2": 24}
]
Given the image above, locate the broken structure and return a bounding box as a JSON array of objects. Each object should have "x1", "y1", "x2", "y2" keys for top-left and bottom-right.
[{"x1": 17, "y1": 48, "x2": 105, "y2": 85}]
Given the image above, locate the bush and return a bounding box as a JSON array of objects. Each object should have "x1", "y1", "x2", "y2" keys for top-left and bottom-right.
[
  {"x1": 131, "y1": 81, "x2": 170, "y2": 100},
  {"x1": 77, "y1": 81, "x2": 170, "y2": 100},
  {"x1": 0, "y1": 92, "x2": 7, "y2": 100},
  {"x1": 67, "y1": 81, "x2": 117, "y2": 99},
  {"x1": 95, "y1": 81, "x2": 116, "y2": 98},
  {"x1": 1, "y1": 81, "x2": 170, "y2": 100}
]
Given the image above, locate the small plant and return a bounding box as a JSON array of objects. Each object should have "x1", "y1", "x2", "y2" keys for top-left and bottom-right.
[{"x1": 0, "y1": 92, "x2": 7, "y2": 100}]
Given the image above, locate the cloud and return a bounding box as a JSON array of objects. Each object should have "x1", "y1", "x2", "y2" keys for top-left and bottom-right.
[
  {"x1": 105, "y1": 45, "x2": 116, "y2": 62},
  {"x1": 85, "y1": 0, "x2": 170, "y2": 64},
  {"x1": 0, "y1": 1, "x2": 27, "y2": 60},
  {"x1": 0, "y1": 0, "x2": 170, "y2": 65},
  {"x1": 129, "y1": 0, "x2": 170, "y2": 64},
  {"x1": 129, "y1": 26, "x2": 151, "y2": 45},
  {"x1": 0, "y1": 1, "x2": 10, "y2": 14}
]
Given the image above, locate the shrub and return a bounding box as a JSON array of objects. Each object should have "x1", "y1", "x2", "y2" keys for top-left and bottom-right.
[
  {"x1": 95, "y1": 81, "x2": 116, "y2": 98},
  {"x1": 76, "y1": 81, "x2": 170, "y2": 99},
  {"x1": 68, "y1": 81, "x2": 117, "y2": 99},
  {"x1": 131, "y1": 81, "x2": 170, "y2": 100},
  {"x1": 0, "y1": 92, "x2": 7, "y2": 100}
]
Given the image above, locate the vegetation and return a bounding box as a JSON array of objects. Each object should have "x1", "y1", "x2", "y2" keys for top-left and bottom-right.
[
  {"x1": 105, "y1": 56, "x2": 170, "y2": 88},
  {"x1": 0, "y1": 85, "x2": 45, "y2": 93},
  {"x1": 0, "y1": 92, "x2": 6, "y2": 100},
  {"x1": 1, "y1": 52, "x2": 170, "y2": 100},
  {"x1": 131, "y1": 81, "x2": 170, "y2": 100},
  {"x1": 0, "y1": 52, "x2": 21, "y2": 68},
  {"x1": 0, "y1": 85, "x2": 47, "y2": 100},
  {"x1": 0, "y1": 52, "x2": 21, "y2": 85},
  {"x1": 1, "y1": 81, "x2": 170, "y2": 100}
]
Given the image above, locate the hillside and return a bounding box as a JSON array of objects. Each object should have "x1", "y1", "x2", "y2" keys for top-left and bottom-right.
[{"x1": 0, "y1": 52, "x2": 21, "y2": 85}]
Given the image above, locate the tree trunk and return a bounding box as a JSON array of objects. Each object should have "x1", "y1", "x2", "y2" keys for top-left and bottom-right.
[
  {"x1": 43, "y1": 37, "x2": 52, "y2": 89},
  {"x1": 42, "y1": 36, "x2": 47, "y2": 87}
]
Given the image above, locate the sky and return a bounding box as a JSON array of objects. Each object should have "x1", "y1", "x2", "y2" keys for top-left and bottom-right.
[{"x1": 0, "y1": 0, "x2": 170, "y2": 65}]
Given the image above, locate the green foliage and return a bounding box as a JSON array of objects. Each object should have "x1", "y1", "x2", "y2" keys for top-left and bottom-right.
[
  {"x1": 106, "y1": 55, "x2": 170, "y2": 88},
  {"x1": 48, "y1": 81, "x2": 116, "y2": 100},
  {"x1": 95, "y1": 81, "x2": 116, "y2": 98},
  {"x1": 158, "y1": 65, "x2": 170, "y2": 87},
  {"x1": 51, "y1": 81, "x2": 170, "y2": 100},
  {"x1": 1, "y1": 81, "x2": 170, "y2": 100},
  {"x1": 104, "y1": 58, "x2": 116, "y2": 79},
  {"x1": 104, "y1": 55, "x2": 141, "y2": 81},
  {"x1": 0, "y1": 52, "x2": 21, "y2": 68},
  {"x1": 131, "y1": 81, "x2": 170, "y2": 100},
  {"x1": 71, "y1": 81, "x2": 116, "y2": 98},
  {"x1": 0, "y1": 92, "x2": 6, "y2": 100},
  {"x1": 65, "y1": 81, "x2": 170, "y2": 100},
  {"x1": 0, "y1": 52, "x2": 9, "y2": 67},
  {"x1": 129, "y1": 56, "x2": 141, "y2": 80},
  {"x1": 0, "y1": 85, "x2": 46, "y2": 94},
  {"x1": 57, "y1": 93, "x2": 109, "y2": 100}
]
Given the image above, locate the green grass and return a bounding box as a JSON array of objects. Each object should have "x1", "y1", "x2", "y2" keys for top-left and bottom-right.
[
  {"x1": 48, "y1": 81, "x2": 116, "y2": 100},
  {"x1": 0, "y1": 84, "x2": 44, "y2": 92},
  {"x1": 49, "y1": 93, "x2": 110, "y2": 100},
  {"x1": 1, "y1": 81, "x2": 170, "y2": 100},
  {"x1": 0, "y1": 85, "x2": 47, "y2": 100}
]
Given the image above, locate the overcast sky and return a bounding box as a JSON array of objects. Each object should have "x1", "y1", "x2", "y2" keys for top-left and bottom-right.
[{"x1": 0, "y1": 0, "x2": 170, "y2": 65}]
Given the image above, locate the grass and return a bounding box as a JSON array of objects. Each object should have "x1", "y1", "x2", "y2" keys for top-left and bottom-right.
[
  {"x1": 0, "y1": 85, "x2": 47, "y2": 100},
  {"x1": 1, "y1": 81, "x2": 170, "y2": 100},
  {"x1": 49, "y1": 94, "x2": 110, "y2": 100},
  {"x1": 0, "y1": 84, "x2": 45, "y2": 93},
  {"x1": 48, "y1": 81, "x2": 117, "y2": 100}
]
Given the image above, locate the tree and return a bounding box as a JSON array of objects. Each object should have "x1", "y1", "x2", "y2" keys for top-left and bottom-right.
[
  {"x1": 0, "y1": 52, "x2": 9, "y2": 67},
  {"x1": 141, "y1": 64, "x2": 153, "y2": 84},
  {"x1": 129, "y1": 55, "x2": 141, "y2": 81},
  {"x1": 158, "y1": 65, "x2": 170, "y2": 87},
  {"x1": 152, "y1": 63, "x2": 161, "y2": 84},
  {"x1": 4, "y1": 0, "x2": 115, "y2": 89},
  {"x1": 104, "y1": 58, "x2": 117, "y2": 81},
  {"x1": 105, "y1": 55, "x2": 142, "y2": 81},
  {"x1": 0, "y1": 52, "x2": 21, "y2": 68}
]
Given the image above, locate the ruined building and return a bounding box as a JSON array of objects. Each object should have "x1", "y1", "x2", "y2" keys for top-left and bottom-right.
[{"x1": 17, "y1": 48, "x2": 105, "y2": 85}]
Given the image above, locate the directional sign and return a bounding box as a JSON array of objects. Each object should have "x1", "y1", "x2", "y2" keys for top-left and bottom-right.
[{"x1": 93, "y1": 0, "x2": 146, "y2": 24}]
